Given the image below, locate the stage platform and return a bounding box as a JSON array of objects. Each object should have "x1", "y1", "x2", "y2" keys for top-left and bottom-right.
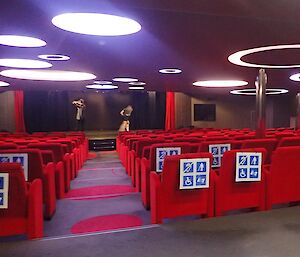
[{"x1": 85, "y1": 131, "x2": 118, "y2": 151}]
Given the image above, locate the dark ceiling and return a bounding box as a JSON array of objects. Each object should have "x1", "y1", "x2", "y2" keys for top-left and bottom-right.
[{"x1": 1, "y1": 0, "x2": 300, "y2": 97}]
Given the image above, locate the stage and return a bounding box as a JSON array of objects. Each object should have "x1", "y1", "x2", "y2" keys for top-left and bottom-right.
[{"x1": 85, "y1": 131, "x2": 119, "y2": 151}]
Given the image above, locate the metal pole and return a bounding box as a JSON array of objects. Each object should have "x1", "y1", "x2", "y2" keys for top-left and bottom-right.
[
  {"x1": 255, "y1": 69, "x2": 267, "y2": 138},
  {"x1": 296, "y1": 93, "x2": 300, "y2": 129}
]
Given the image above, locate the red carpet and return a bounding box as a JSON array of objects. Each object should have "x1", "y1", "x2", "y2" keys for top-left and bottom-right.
[
  {"x1": 87, "y1": 152, "x2": 97, "y2": 159},
  {"x1": 65, "y1": 185, "x2": 135, "y2": 199},
  {"x1": 71, "y1": 214, "x2": 143, "y2": 234}
]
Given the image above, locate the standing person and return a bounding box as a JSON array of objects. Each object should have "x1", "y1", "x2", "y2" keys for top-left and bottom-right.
[
  {"x1": 72, "y1": 98, "x2": 86, "y2": 131},
  {"x1": 119, "y1": 105, "x2": 133, "y2": 131}
]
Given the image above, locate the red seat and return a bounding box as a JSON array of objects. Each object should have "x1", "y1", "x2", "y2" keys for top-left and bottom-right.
[
  {"x1": 0, "y1": 163, "x2": 43, "y2": 239},
  {"x1": 277, "y1": 136, "x2": 300, "y2": 147},
  {"x1": 215, "y1": 148, "x2": 267, "y2": 216},
  {"x1": 0, "y1": 149, "x2": 56, "y2": 219},
  {"x1": 266, "y1": 146, "x2": 300, "y2": 209},
  {"x1": 150, "y1": 152, "x2": 215, "y2": 224},
  {"x1": 0, "y1": 143, "x2": 19, "y2": 150}
]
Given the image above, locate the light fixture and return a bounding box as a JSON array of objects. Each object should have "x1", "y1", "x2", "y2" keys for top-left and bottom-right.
[
  {"x1": 113, "y1": 77, "x2": 138, "y2": 82},
  {"x1": 0, "y1": 81, "x2": 9, "y2": 87},
  {"x1": 52, "y1": 13, "x2": 141, "y2": 36},
  {"x1": 94, "y1": 81, "x2": 112, "y2": 84},
  {"x1": 0, "y1": 35, "x2": 46, "y2": 47},
  {"x1": 129, "y1": 86, "x2": 144, "y2": 90},
  {"x1": 228, "y1": 44, "x2": 300, "y2": 68},
  {"x1": 0, "y1": 59, "x2": 52, "y2": 69},
  {"x1": 0, "y1": 69, "x2": 96, "y2": 81},
  {"x1": 193, "y1": 80, "x2": 248, "y2": 87},
  {"x1": 129, "y1": 81, "x2": 146, "y2": 86},
  {"x1": 38, "y1": 54, "x2": 70, "y2": 61},
  {"x1": 289, "y1": 73, "x2": 300, "y2": 81},
  {"x1": 159, "y1": 68, "x2": 182, "y2": 74},
  {"x1": 230, "y1": 88, "x2": 288, "y2": 95},
  {"x1": 86, "y1": 84, "x2": 118, "y2": 89}
]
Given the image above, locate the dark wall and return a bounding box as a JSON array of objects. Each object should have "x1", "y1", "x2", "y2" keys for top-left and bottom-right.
[{"x1": 24, "y1": 90, "x2": 165, "y2": 132}]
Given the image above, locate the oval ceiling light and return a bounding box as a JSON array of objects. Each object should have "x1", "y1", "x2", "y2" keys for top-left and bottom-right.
[
  {"x1": 52, "y1": 13, "x2": 141, "y2": 36},
  {"x1": 86, "y1": 84, "x2": 118, "y2": 89},
  {"x1": 159, "y1": 68, "x2": 182, "y2": 74},
  {"x1": 289, "y1": 73, "x2": 300, "y2": 81},
  {"x1": 228, "y1": 44, "x2": 300, "y2": 68},
  {"x1": 230, "y1": 88, "x2": 288, "y2": 95},
  {"x1": 0, "y1": 81, "x2": 9, "y2": 87},
  {"x1": 129, "y1": 86, "x2": 144, "y2": 90},
  {"x1": 38, "y1": 54, "x2": 70, "y2": 61},
  {"x1": 113, "y1": 77, "x2": 138, "y2": 82},
  {"x1": 0, "y1": 35, "x2": 46, "y2": 47},
  {"x1": 0, "y1": 69, "x2": 96, "y2": 81},
  {"x1": 193, "y1": 80, "x2": 248, "y2": 87},
  {"x1": 129, "y1": 81, "x2": 146, "y2": 86},
  {"x1": 94, "y1": 80, "x2": 112, "y2": 84},
  {"x1": 0, "y1": 59, "x2": 52, "y2": 69}
]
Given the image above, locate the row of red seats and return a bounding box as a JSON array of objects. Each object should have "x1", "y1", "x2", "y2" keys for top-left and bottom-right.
[{"x1": 0, "y1": 132, "x2": 88, "y2": 239}]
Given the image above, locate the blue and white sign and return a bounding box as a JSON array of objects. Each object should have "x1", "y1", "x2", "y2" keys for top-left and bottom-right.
[
  {"x1": 235, "y1": 152, "x2": 262, "y2": 182},
  {"x1": 179, "y1": 158, "x2": 210, "y2": 189},
  {"x1": 0, "y1": 154, "x2": 28, "y2": 181},
  {"x1": 0, "y1": 173, "x2": 9, "y2": 209},
  {"x1": 156, "y1": 147, "x2": 181, "y2": 172},
  {"x1": 208, "y1": 144, "x2": 231, "y2": 168}
]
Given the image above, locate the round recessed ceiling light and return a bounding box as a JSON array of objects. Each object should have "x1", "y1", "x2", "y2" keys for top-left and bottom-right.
[
  {"x1": 159, "y1": 68, "x2": 182, "y2": 74},
  {"x1": 0, "y1": 59, "x2": 52, "y2": 69},
  {"x1": 94, "y1": 80, "x2": 112, "y2": 84},
  {"x1": 38, "y1": 54, "x2": 70, "y2": 61},
  {"x1": 129, "y1": 86, "x2": 144, "y2": 90},
  {"x1": 228, "y1": 44, "x2": 300, "y2": 68},
  {"x1": 113, "y1": 77, "x2": 138, "y2": 82},
  {"x1": 289, "y1": 73, "x2": 300, "y2": 81},
  {"x1": 0, "y1": 81, "x2": 9, "y2": 87},
  {"x1": 86, "y1": 84, "x2": 118, "y2": 89},
  {"x1": 52, "y1": 13, "x2": 141, "y2": 36},
  {"x1": 0, "y1": 69, "x2": 96, "y2": 81},
  {"x1": 193, "y1": 80, "x2": 248, "y2": 87},
  {"x1": 0, "y1": 35, "x2": 46, "y2": 47},
  {"x1": 230, "y1": 88, "x2": 288, "y2": 95},
  {"x1": 128, "y1": 81, "x2": 146, "y2": 86}
]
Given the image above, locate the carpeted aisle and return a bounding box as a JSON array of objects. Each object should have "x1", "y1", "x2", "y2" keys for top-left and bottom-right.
[{"x1": 43, "y1": 151, "x2": 150, "y2": 237}]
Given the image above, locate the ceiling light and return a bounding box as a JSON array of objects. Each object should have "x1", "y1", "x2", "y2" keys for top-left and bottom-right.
[
  {"x1": 230, "y1": 88, "x2": 288, "y2": 95},
  {"x1": 0, "y1": 59, "x2": 52, "y2": 68},
  {"x1": 129, "y1": 86, "x2": 144, "y2": 90},
  {"x1": 38, "y1": 54, "x2": 70, "y2": 61},
  {"x1": 159, "y1": 68, "x2": 182, "y2": 74},
  {"x1": 52, "y1": 13, "x2": 141, "y2": 36},
  {"x1": 193, "y1": 80, "x2": 248, "y2": 87},
  {"x1": 0, "y1": 35, "x2": 46, "y2": 47},
  {"x1": 0, "y1": 69, "x2": 96, "y2": 81},
  {"x1": 113, "y1": 77, "x2": 138, "y2": 82},
  {"x1": 228, "y1": 44, "x2": 300, "y2": 68},
  {"x1": 94, "y1": 81, "x2": 112, "y2": 84},
  {"x1": 86, "y1": 84, "x2": 118, "y2": 89},
  {"x1": 289, "y1": 73, "x2": 300, "y2": 81},
  {"x1": 129, "y1": 81, "x2": 146, "y2": 86},
  {"x1": 0, "y1": 81, "x2": 9, "y2": 87}
]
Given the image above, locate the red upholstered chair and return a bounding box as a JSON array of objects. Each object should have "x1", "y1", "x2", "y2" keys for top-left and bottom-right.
[
  {"x1": 0, "y1": 149, "x2": 56, "y2": 219},
  {"x1": 266, "y1": 146, "x2": 300, "y2": 209},
  {"x1": 150, "y1": 152, "x2": 215, "y2": 224},
  {"x1": 0, "y1": 163, "x2": 43, "y2": 239},
  {"x1": 277, "y1": 136, "x2": 300, "y2": 147},
  {"x1": 0, "y1": 143, "x2": 19, "y2": 150},
  {"x1": 240, "y1": 138, "x2": 278, "y2": 164},
  {"x1": 141, "y1": 142, "x2": 192, "y2": 209},
  {"x1": 215, "y1": 148, "x2": 267, "y2": 216}
]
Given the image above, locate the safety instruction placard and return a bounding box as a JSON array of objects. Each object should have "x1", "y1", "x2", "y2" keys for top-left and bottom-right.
[
  {"x1": 0, "y1": 173, "x2": 9, "y2": 209},
  {"x1": 0, "y1": 154, "x2": 28, "y2": 181},
  {"x1": 208, "y1": 144, "x2": 231, "y2": 168},
  {"x1": 156, "y1": 147, "x2": 181, "y2": 172},
  {"x1": 235, "y1": 152, "x2": 262, "y2": 182},
  {"x1": 179, "y1": 158, "x2": 210, "y2": 189}
]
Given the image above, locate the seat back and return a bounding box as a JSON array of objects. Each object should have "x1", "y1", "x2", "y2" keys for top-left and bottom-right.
[
  {"x1": 277, "y1": 136, "x2": 300, "y2": 147},
  {"x1": 27, "y1": 143, "x2": 64, "y2": 162}
]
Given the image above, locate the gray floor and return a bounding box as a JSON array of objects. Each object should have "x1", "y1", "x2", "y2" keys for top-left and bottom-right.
[{"x1": 1, "y1": 206, "x2": 300, "y2": 257}]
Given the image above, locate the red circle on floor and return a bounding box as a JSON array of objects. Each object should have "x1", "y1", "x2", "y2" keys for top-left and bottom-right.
[{"x1": 71, "y1": 214, "x2": 143, "y2": 234}]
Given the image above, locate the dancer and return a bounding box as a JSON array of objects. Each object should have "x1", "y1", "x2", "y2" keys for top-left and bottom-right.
[
  {"x1": 119, "y1": 105, "x2": 133, "y2": 131},
  {"x1": 72, "y1": 98, "x2": 86, "y2": 131}
]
